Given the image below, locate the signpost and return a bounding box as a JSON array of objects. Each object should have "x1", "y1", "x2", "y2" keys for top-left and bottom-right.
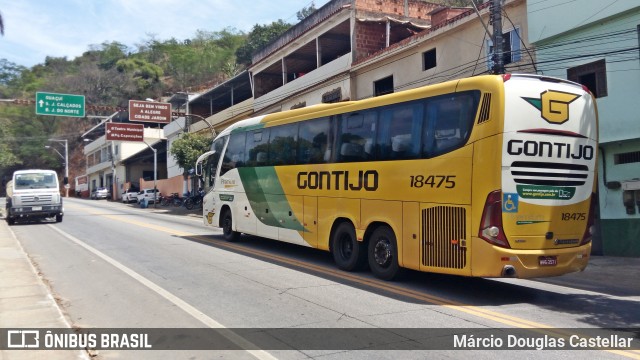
[
  {"x1": 36, "y1": 92, "x2": 85, "y2": 117},
  {"x1": 105, "y1": 123, "x2": 144, "y2": 142},
  {"x1": 128, "y1": 100, "x2": 172, "y2": 124}
]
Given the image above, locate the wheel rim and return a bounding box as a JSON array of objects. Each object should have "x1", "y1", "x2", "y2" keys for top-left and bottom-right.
[
  {"x1": 338, "y1": 234, "x2": 353, "y2": 260},
  {"x1": 373, "y1": 238, "x2": 392, "y2": 268}
]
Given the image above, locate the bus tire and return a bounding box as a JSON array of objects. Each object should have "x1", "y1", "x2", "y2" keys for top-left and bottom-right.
[
  {"x1": 368, "y1": 226, "x2": 402, "y2": 281},
  {"x1": 221, "y1": 209, "x2": 240, "y2": 242},
  {"x1": 331, "y1": 222, "x2": 366, "y2": 271}
]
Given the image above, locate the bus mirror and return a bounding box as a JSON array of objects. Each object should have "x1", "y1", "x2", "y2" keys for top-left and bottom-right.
[{"x1": 195, "y1": 150, "x2": 216, "y2": 176}]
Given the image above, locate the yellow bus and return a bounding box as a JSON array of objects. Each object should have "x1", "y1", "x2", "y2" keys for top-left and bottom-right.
[{"x1": 196, "y1": 74, "x2": 598, "y2": 280}]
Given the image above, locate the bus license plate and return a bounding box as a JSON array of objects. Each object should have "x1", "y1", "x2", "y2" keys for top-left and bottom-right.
[
  {"x1": 32, "y1": 206, "x2": 42, "y2": 211},
  {"x1": 539, "y1": 256, "x2": 557, "y2": 266}
]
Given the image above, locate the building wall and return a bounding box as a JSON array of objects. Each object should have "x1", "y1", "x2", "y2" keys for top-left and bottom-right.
[
  {"x1": 528, "y1": 1, "x2": 640, "y2": 256},
  {"x1": 352, "y1": 0, "x2": 529, "y2": 99}
]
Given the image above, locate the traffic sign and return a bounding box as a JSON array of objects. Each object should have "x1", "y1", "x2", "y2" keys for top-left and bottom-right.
[
  {"x1": 129, "y1": 100, "x2": 172, "y2": 124},
  {"x1": 106, "y1": 123, "x2": 144, "y2": 142},
  {"x1": 35, "y1": 92, "x2": 85, "y2": 117}
]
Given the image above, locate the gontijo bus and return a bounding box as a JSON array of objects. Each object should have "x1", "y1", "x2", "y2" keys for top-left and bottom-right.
[{"x1": 196, "y1": 74, "x2": 598, "y2": 280}]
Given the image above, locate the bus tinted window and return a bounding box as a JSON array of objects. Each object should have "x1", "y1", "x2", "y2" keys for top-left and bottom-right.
[
  {"x1": 297, "y1": 117, "x2": 331, "y2": 164},
  {"x1": 245, "y1": 129, "x2": 270, "y2": 167},
  {"x1": 221, "y1": 132, "x2": 246, "y2": 175},
  {"x1": 337, "y1": 111, "x2": 376, "y2": 162},
  {"x1": 424, "y1": 91, "x2": 480, "y2": 157},
  {"x1": 377, "y1": 102, "x2": 424, "y2": 160},
  {"x1": 269, "y1": 123, "x2": 298, "y2": 166},
  {"x1": 206, "y1": 137, "x2": 226, "y2": 187}
]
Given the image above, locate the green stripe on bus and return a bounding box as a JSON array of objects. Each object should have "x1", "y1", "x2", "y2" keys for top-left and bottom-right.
[{"x1": 238, "y1": 167, "x2": 305, "y2": 231}]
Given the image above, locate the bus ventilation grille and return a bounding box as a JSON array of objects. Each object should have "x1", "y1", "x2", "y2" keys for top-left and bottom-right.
[
  {"x1": 477, "y1": 93, "x2": 491, "y2": 124},
  {"x1": 510, "y1": 161, "x2": 589, "y2": 186},
  {"x1": 421, "y1": 206, "x2": 467, "y2": 269}
]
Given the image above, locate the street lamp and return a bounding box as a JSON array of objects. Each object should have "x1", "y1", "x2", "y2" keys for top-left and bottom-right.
[
  {"x1": 185, "y1": 113, "x2": 217, "y2": 139},
  {"x1": 46, "y1": 139, "x2": 69, "y2": 197}
]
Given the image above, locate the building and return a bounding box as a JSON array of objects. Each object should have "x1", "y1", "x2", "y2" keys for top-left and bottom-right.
[{"x1": 527, "y1": 0, "x2": 640, "y2": 256}]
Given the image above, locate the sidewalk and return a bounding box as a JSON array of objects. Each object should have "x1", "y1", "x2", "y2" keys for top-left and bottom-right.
[{"x1": 0, "y1": 214, "x2": 87, "y2": 359}]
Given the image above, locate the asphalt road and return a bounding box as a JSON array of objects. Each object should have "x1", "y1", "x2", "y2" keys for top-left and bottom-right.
[{"x1": 4, "y1": 197, "x2": 639, "y2": 359}]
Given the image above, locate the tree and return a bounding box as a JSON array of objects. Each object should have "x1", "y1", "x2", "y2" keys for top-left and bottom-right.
[
  {"x1": 169, "y1": 132, "x2": 212, "y2": 176},
  {"x1": 297, "y1": 2, "x2": 317, "y2": 21},
  {"x1": 235, "y1": 20, "x2": 292, "y2": 66}
]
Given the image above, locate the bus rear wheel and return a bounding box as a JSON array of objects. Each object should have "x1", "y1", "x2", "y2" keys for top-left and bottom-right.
[
  {"x1": 221, "y1": 209, "x2": 240, "y2": 242},
  {"x1": 331, "y1": 222, "x2": 366, "y2": 271},
  {"x1": 368, "y1": 226, "x2": 402, "y2": 281}
]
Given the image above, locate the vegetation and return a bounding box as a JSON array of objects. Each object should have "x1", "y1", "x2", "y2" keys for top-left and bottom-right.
[
  {"x1": 0, "y1": 13, "x2": 294, "y2": 182},
  {"x1": 169, "y1": 132, "x2": 213, "y2": 176}
]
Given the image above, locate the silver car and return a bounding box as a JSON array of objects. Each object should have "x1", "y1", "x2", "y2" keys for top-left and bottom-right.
[{"x1": 91, "y1": 187, "x2": 110, "y2": 200}]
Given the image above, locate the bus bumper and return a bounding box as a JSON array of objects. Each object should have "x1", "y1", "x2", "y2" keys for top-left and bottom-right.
[{"x1": 471, "y1": 237, "x2": 591, "y2": 279}]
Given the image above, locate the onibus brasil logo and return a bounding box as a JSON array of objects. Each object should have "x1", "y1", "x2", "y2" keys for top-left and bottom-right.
[{"x1": 522, "y1": 90, "x2": 580, "y2": 125}]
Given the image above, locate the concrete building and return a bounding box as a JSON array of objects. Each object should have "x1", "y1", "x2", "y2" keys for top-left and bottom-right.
[{"x1": 527, "y1": 0, "x2": 640, "y2": 256}]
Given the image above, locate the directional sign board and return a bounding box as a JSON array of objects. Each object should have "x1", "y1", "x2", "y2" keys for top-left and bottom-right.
[
  {"x1": 129, "y1": 100, "x2": 172, "y2": 124},
  {"x1": 106, "y1": 123, "x2": 144, "y2": 142},
  {"x1": 36, "y1": 92, "x2": 85, "y2": 117}
]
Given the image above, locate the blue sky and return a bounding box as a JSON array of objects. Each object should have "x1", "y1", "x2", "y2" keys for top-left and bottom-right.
[{"x1": 1, "y1": 0, "x2": 328, "y2": 67}]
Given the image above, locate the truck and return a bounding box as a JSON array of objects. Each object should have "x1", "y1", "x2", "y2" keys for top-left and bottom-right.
[{"x1": 5, "y1": 169, "x2": 64, "y2": 225}]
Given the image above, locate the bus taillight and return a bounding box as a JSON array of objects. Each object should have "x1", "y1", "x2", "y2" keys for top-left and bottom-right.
[
  {"x1": 479, "y1": 190, "x2": 511, "y2": 248},
  {"x1": 580, "y1": 194, "x2": 597, "y2": 246}
]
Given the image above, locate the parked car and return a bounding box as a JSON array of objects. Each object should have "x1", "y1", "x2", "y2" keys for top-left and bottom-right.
[
  {"x1": 90, "y1": 187, "x2": 110, "y2": 200},
  {"x1": 137, "y1": 188, "x2": 161, "y2": 204},
  {"x1": 121, "y1": 188, "x2": 139, "y2": 203}
]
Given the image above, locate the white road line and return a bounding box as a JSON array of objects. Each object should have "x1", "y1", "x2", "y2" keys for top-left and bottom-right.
[{"x1": 48, "y1": 225, "x2": 278, "y2": 360}]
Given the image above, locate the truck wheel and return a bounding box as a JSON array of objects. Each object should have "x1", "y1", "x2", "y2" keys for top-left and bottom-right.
[{"x1": 55, "y1": 214, "x2": 63, "y2": 223}]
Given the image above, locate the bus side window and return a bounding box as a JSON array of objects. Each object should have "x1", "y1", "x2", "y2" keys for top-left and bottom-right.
[
  {"x1": 378, "y1": 103, "x2": 423, "y2": 160},
  {"x1": 269, "y1": 123, "x2": 298, "y2": 166},
  {"x1": 297, "y1": 117, "x2": 331, "y2": 164},
  {"x1": 221, "y1": 132, "x2": 246, "y2": 175},
  {"x1": 337, "y1": 112, "x2": 376, "y2": 162},
  {"x1": 245, "y1": 129, "x2": 270, "y2": 167},
  {"x1": 424, "y1": 91, "x2": 479, "y2": 157}
]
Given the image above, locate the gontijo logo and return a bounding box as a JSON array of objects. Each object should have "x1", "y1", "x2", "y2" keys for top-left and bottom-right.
[{"x1": 522, "y1": 90, "x2": 580, "y2": 125}]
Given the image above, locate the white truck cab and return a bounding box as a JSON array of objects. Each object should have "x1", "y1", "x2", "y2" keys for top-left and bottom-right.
[{"x1": 5, "y1": 169, "x2": 64, "y2": 225}]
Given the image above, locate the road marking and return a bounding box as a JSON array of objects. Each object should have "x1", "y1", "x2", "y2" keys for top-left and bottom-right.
[
  {"x1": 65, "y1": 202, "x2": 640, "y2": 358},
  {"x1": 47, "y1": 225, "x2": 277, "y2": 360}
]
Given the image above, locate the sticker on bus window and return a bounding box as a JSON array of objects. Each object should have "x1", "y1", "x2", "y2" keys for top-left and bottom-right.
[{"x1": 503, "y1": 193, "x2": 519, "y2": 213}]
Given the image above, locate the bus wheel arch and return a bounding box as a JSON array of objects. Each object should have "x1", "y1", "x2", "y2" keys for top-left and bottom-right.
[
  {"x1": 330, "y1": 219, "x2": 367, "y2": 271},
  {"x1": 367, "y1": 224, "x2": 403, "y2": 281},
  {"x1": 219, "y1": 205, "x2": 240, "y2": 242}
]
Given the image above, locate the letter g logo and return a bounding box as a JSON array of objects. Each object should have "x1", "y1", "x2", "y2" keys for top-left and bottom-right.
[{"x1": 523, "y1": 90, "x2": 580, "y2": 125}]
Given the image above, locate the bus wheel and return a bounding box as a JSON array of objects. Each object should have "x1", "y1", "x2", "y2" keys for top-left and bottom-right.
[
  {"x1": 331, "y1": 222, "x2": 366, "y2": 271},
  {"x1": 368, "y1": 226, "x2": 402, "y2": 281},
  {"x1": 221, "y1": 209, "x2": 240, "y2": 242}
]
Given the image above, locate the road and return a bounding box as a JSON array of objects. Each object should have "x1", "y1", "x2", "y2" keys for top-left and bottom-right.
[{"x1": 4, "y1": 197, "x2": 640, "y2": 359}]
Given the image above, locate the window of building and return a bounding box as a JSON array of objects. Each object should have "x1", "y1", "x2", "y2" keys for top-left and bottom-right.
[
  {"x1": 614, "y1": 151, "x2": 640, "y2": 165},
  {"x1": 423, "y1": 48, "x2": 436, "y2": 71},
  {"x1": 374, "y1": 76, "x2": 394, "y2": 97},
  {"x1": 486, "y1": 27, "x2": 522, "y2": 70},
  {"x1": 567, "y1": 59, "x2": 608, "y2": 98}
]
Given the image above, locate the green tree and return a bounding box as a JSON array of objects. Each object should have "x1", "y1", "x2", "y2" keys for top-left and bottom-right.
[
  {"x1": 169, "y1": 132, "x2": 212, "y2": 175},
  {"x1": 297, "y1": 2, "x2": 317, "y2": 21},
  {"x1": 235, "y1": 20, "x2": 292, "y2": 66}
]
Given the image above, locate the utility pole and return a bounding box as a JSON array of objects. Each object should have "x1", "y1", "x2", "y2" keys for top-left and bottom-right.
[
  {"x1": 46, "y1": 139, "x2": 69, "y2": 197},
  {"x1": 491, "y1": 0, "x2": 504, "y2": 74}
]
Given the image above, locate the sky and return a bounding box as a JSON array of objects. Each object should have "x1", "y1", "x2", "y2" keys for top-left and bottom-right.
[{"x1": 1, "y1": 0, "x2": 329, "y2": 68}]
